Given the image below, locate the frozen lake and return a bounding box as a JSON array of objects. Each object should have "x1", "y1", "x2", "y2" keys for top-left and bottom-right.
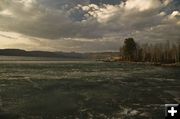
[{"x1": 0, "y1": 60, "x2": 180, "y2": 119}]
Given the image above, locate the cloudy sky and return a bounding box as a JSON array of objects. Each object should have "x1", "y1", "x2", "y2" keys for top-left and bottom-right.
[{"x1": 0, "y1": 0, "x2": 180, "y2": 52}]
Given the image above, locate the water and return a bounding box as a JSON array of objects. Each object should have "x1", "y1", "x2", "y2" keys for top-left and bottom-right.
[{"x1": 0, "y1": 60, "x2": 180, "y2": 119}]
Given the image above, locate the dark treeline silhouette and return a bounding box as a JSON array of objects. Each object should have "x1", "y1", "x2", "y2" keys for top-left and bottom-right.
[{"x1": 119, "y1": 38, "x2": 180, "y2": 64}]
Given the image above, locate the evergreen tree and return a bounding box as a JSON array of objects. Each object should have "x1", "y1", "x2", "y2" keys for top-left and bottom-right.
[{"x1": 123, "y1": 38, "x2": 137, "y2": 61}]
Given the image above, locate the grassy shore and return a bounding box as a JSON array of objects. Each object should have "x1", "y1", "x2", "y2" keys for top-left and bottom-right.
[
  {"x1": 120, "y1": 61, "x2": 180, "y2": 67},
  {"x1": 100, "y1": 60, "x2": 180, "y2": 67}
]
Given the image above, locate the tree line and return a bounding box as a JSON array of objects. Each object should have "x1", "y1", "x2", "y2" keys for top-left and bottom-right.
[{"x1": 119, "y1": 38, "x2": 180, "y2": 63}]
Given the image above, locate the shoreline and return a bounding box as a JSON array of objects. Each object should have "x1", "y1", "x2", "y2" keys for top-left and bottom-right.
[
  {"x1": 102, "y1": 60, "x2": 180, "y2": 67},
  {"x1": 121, "y1": 61, "x2": 180, "y2": 67}
]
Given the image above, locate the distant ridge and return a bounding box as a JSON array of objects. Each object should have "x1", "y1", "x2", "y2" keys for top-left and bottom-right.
[
  {"x1": 0, "y1": 49, "x2": 86, "y2": 59},
  {"x1": 0, "y1": 49, "x2": 120, "y2": 60}
]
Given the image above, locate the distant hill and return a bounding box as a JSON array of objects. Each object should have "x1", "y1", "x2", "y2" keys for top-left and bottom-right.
[
  {"x1": 0, "y1": 49, "x2": 119, "y2": 60},
  {"x1": 0, "y1": 49, "x2": 87, "y2": 59}
]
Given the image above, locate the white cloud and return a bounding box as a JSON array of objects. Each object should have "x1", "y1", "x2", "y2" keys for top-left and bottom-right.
[
  {"x1": 167, "y1": 11, "x2": 180, "y2": 25},
  {"x1": 163, "y1": 0, "x2": 173, "y2": 6},
  {"x1": 90, "y1": 4, "x2": 120, "y2": 23},
  {"x1": 0, "y1": 9, "x2": 14, "y2": 17},
  {"x1": 77, "y1": 0, "x2": 174, "y2": 24},
  {"x1": 159, "y1": 11, "x2": 166, "y2": 16},
  {"x1": 169, "y1": 11, "x2": 180, "y2": 18},
  {"x1": 125, "y1": 0, "x2": 161, "y2": 11}
]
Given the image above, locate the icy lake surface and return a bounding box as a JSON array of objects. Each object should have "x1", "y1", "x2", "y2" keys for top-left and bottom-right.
[{"x1": 0, "y1": 60, "x2": 180, "y2": 119}]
